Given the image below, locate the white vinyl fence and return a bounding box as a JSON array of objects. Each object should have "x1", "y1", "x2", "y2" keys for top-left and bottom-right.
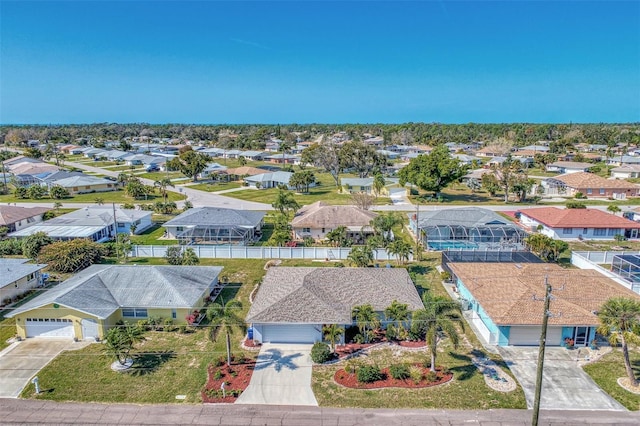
[
  {"x1": 132, "y1": 245, "x2": 409, "y2": 261},
  {"x1": 571, "y1": 250, "x2": 640, "y2": 292}
]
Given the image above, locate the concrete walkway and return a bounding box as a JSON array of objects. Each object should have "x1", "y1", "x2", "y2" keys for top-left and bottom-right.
[
  {"x1": 498, "y1": 346, "x2": 626, "y2": 411},
  {"x1": 236, "y1": 343, "x2": 318, "y2": 406},
  {"x1": 0, "y1": 339, "x2": 90, "y2": 398}
]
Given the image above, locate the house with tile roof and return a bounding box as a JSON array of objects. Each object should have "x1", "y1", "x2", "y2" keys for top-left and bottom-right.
[
  {"x1": 0, "y1": 258, "x2": 47, "y2": 306},
  {"x1": 519, "y1": 207, "x2": 640, "y2": 240},
  {"x1": 291, "y1": 202, "x2": 377, "y2": 243},
  {"x1": 543, "y1": 172, "x2": 640, "y2": 199},
  {"x1": 0, "y1": 205, "x2": 51, "y2": 233},
  {"x1": 448, "y1": 262, "x2": 640, "y2": 346},
  {"x1": 6, "y1": 265, "x2": 223, "y2": 339},
  {"x1": 247, "y1": 267, "x2": 423, "y2": 344}
]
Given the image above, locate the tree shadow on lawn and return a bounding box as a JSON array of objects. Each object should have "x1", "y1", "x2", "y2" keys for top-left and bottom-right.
[
  {"x1": 448, "y1": 351, "x2": 478, "y2": 381},
  {"x1": 407, "y1": 265, "x2": 432, "y2": 276},
  {"x1": 129, "y1": 351, "x2": 176, "y2": 376}
]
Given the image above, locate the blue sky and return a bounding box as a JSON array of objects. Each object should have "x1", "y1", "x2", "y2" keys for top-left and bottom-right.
[{"x1": 1, "y1": 1, "x2": 639, "y2": 124}]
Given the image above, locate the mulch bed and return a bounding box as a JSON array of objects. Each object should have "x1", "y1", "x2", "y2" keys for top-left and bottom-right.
[
  {"x1": 334, "y1": 365, "x2": 453, "y2": 389},
  {"x1": 397, "y1": 340, "x2": 427, "y2": 348},
  {"x1": 335, "y1": 342, "x2": 378, "y2": 359},
  {"x1": 243, "y1": 338, "x2": 261, "y2": 348},
  {"x1": 201, "y1": 360, "x2": 256, "y2": 403}
]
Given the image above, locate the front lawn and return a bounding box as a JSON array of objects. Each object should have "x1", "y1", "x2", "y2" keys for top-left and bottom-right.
[
  {"x1": 582, "y1": 349, "x2": 640, "y2": 410},
  {"x1": 129, "y1": 223, "x2": 177, "y2": 245},
  {"x1": 189, "y1": 181, "x2": 243, "y2": 192},
  {"x1": 0, "y1": 317, "x2": 16, "y2": 351},
  {"x1": 0, "y1": 189, "x2": 186, "y2": 205}
]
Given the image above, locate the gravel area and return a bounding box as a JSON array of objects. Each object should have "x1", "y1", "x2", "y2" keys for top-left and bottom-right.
[{"x1": 472, "y1": 357, "x2": 517, "y2": 392}]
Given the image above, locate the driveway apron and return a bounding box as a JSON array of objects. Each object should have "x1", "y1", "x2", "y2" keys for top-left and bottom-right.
[
  {"x1": 0, "y1": 339, "x2": 89, "y2": 398},
  {"x1": 236, "y1": 343, "x2": 318, "y2": 406},
  {"x1": 498, "y1": 346, "x2": 625, "y2": 411}
]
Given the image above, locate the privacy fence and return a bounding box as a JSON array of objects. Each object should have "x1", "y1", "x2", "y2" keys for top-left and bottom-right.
[{"x1": 131, "y1": 245, "x2": 408, "y2": 261}]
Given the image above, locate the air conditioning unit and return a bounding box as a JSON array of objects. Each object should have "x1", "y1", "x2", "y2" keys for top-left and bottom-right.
[{"x1": 460, "y1": 299, "x2": 471, "y2": 311}]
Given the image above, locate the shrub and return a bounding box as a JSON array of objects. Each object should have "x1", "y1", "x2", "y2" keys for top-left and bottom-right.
[
  {"x1": 352, "y1": 333, "x2": 365, "y2": 344},
  {"x1": 566, "y1": 201, "x2": 587, "y2": 209},
  {"x1": 389, "y1": 363, "x2": 410, "y2": 380},
  {"x1": 357, "y1": 365, "x2": 382, "y2": 383},
  {"x1": 440, "y1": 271, "x2": 451, "y2": 282},
  {"x1": 343, "y1": 360, "x2": 358, "y2": 374},
  {"x1": 310, "y1": 342, "x2": 332, "y2": 364},
  {"x1": 409, "y1": 365, "x2": 423, "y2": 384},
  {"x1": 574, "y1": 191, "x2": 585, "y2": 199},
  {"x1": 42, "y1": 211, "x2": 57, "y2": 220},
  {"x1": 122, "y1": 203, "x2": 135, "y2": 210},
  {"x1": 213, "y1": 369, "x2": 223, "y2": 380},
  {"x1": 425, "y1": 371, "x2": 438, "y2": 382},
  {"x1": 178, "y1": 324, "x2": 187, "y2": 334},
  {"x1": 0, "y1": 238, "x2": 23, "y2": 256},
  {"x1": 163, "y1": 318, "x2": 174, "y2": 332},
  {"x1": 334, "y1": 262, "x2": 345, "y2": 268}
]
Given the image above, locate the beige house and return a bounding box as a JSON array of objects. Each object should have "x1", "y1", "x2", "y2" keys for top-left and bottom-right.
[
  {"x1": 0, "y1": 258, "x2": 47, "y2": 307},
  {"x1": 7, "y1": 265, "x2": 223, "y2": 340},
  {"x1": 52, "y1": 175, "x2": 116, "y2": 195},
  {"x1": 291, "y1": 201, "x2": 377, "y2": 243}
]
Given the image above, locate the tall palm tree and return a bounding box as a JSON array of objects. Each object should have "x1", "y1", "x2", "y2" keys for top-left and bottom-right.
[
  {"x1": 597, "y1": 297, "x2": 640, "y2": 386},
  {"x1": 347, "y1": 246, "x2": 373, "y2": 267},
  {"x1": 322, "y1": 324, "x2": 343, "y2": 353},
  {"x1": 154, "y1": 177, "x2": 174, "y2": 203},
  {"x1": 384, "y1": 300, "x2": 410, "y2": 340},
  {"x1": 411, "y1": 293, "x2": 463, "y2": 372},
  {"x1": 372, "y1": 173, "x2": 385, "y2": 198},
  {"x1": 387, "y1": 240, "x2": 413, "y2": 265},
  {"x1": 352, "y1": 304, "x2": 380, "y2": 343},
  {"x1": 206, "y1": 299, "x2": 246, "y2": 367},
  {"x1": 370, "y1": 213, "x2": 401, "y2": 246}
]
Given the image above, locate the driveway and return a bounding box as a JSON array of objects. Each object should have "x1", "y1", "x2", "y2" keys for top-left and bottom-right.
[
  {"x1": 0, "y1": 339, "x2": 89, "y2": 398},
  {"x1": 498, "y1": 346, "x2": 625, "y2": 410},
  {"x1": 235, "y1": 343, "x2": 318, "y2": 406}
]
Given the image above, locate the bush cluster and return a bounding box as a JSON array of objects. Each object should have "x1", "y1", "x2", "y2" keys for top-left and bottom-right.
[
  {"x1": 310, "y1": 342, "x2": 332, "y2": 364},
  {"x1": 389, "y1": 363, "x2": 410, "y2": 380},
  {"x1": 356, "y1": 365, "x2": 383, "y2": 383}
]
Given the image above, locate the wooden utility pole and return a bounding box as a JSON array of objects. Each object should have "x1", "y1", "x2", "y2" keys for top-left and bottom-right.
[{"x1": 532, "y1": 276, "x2": 552, "y2": 426}]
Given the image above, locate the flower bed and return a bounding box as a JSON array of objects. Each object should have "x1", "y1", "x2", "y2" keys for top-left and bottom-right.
[
  {"x1": 335, "y1": 342, "x2": 378, "y2": 359},
  {"x1": 334, "y1": 365, "x2": 453, "y2": 389},
  {"x1": 397, "y1": 340, "x2": 427, "y2": 348},
  {"x1": 201, "y1": 359, "x2": 256, "y2": 403}
]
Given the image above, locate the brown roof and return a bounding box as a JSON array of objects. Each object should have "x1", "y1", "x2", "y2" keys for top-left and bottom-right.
[
  {"x1": 225, "y1": 166, "x2": 266, "y2": 176},
  {"x1": 551, "y1": 172, "x2": 638, "y2": 189},
  {"x1": 0, "y1": 206, "x2": 51, "y2": 226},
  {"x1": 246, "y1": 267, "x2": 423, "y2": 324},
  {"x1": 449, "y1": 263, "x2": 640, "y2": 326},
  {"x1": 291, "y1": 202, "x2": 377, "y2": 228},
  {"x1": 10, "y1": 163, "x2": 60, "y2": 175},
  {"x1": 520, "y1": 207, "x2": 640, "y2": 229}
]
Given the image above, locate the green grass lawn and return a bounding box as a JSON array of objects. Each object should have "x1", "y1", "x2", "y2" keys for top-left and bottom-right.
[
  {"x1": 189, "y1": 181, "x2": 243, "y2": 192},
  {"x1": 0, "y1": 317, "x2": 16, "y2": 351},
  {"x1": 129, "y1": 223, "x2": 176, "y2": 245},
  {"x1": 582, "y1": 349, "x2": 640, "y2": 410},
  {"x1": 0, "y1": 189, "x2": 186, "y2": 205}
]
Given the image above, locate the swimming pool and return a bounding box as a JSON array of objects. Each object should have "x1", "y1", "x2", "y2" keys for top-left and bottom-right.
[{"x1": 427, "y1": 241, "x2": 479, "y2": 251}]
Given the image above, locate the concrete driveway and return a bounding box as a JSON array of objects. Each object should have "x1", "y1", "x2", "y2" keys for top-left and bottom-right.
[
  {"x1": 0, "y1": 339, "x2": 89, "y2": 398},
  {"x1": 236, "y1": 343, "x2": 318, "y2": 406},
  {"x1": 498, "y1": 346, "x2": 625, "y2": 411}
]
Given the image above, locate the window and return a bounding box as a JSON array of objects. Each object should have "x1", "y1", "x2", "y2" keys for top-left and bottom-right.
[
  {"x1": 583, "y1": 228, "x2": 588, "y2": 234},
  {"x1": 586, "y1": 188, "x2": 592, "y2": 194},
  {"x1": 117, "y1": 223, "x2": 125, "y2": 228},
  {"x1": 27, "y1": 273, "x2": 35, "y2": 280},
  {"x1": 122, "y1": 308, "x2": 148, "y2": 318},
  {"x1": 562, "y1": 228, "x2": 573, "y2": 235},
  {"x1": 302, "y1": 227, "x2": 310, "y2": 233},
  {"x1": 176, "y1": 226, "x2": 184, "y2": 232},
  {"x1": 73, "y1": 187, "x2": 78, "y2": 191},
  {"x1": 172, "y1": 309, "x2": 177, "y2": 319},
  {"x1": 608, "y1": 228, "x2": 619, "y2": 236},
  {"x1": 321, "y1": 228, "x2": 325, "y2": 233},
  {"x1": 593, "y1": 228, "x2": 607, "y2": 236},
  {"x1": 85, "y1": 186, "x2": 91, "y2": 189},
  {"x1": 599, "y1": 188, "x2": 605, "y2": 195}
]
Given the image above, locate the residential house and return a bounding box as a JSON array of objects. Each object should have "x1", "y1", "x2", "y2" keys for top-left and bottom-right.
[
  {"x1": 545, "y1": 161, "x2": 593, "y2": 174},
  {"x1": 200, "y1": 147, "x2": 226, "y2": 158},
  {"x1": 244, "y1": 171, "x2": 299, "y2": 189},
  {"x1": 485, "y1": 156, "x2": 533, "y2": 168},
  {"x1": 241, "y1": 151, "x2": 267, "y2": 161},
  {"x1": 198, "y1": 163, "x2": 227, "y2": 180},
  {"x1": 606, "y1": 155, "x2": 640, "y2": 166},
  {"x1": 0, "y1": 258, "x2": 47, "y2": 306},
  {"x1": 162, "y1": 207, "x2": 264, "y2": 244},
  {"x1": 340, "y1": 177, "x2": 399, "y2": 195},
  {"x1": 9, "y1": 206, "x2": 152, "y2": 242},
  {"x1": 38, "y1": 170, "x2": 86, "y2": 189},
  {"x1": 542, "y1": 172, "x2": 640, "y2": 199},
  {"x1": 519, "y1": 207, "x2": 640, "y2": 240},
  {"x1": 376, "y1": 149, "x2": 400, "y2": 159},
  {"x1": 51, "y1": 175, "x2": 117, "y2": 195},
  {"x1": 58, "y1": 145, "x2": 83, "y2": 155},
  {"x1": 291, "y1": 202, "x2": 377, "y2": 243},
  {"x1": 448, "y1": 262, "x2": 640, "y2": 346},
  {"x1": 611, "y1": 165, "x2": 640, "y2": 179},
  {"x1": 452, "y1": 154, "x2": 480, "y2": 165},
  {"x1": 518, "y1": 145, "x2": 550, "y2": 153},
  {"x1": 475, "y1": 147, "x2": 510, "y2": 157},
  {"x1": 0, "y1": 205, "x2": 51, "y2": 233},
  {"x1": 265, "y1": 154, "x2": 301, "y2": 164},
  {"x1": 225, "y1": 166, "x2": 267, "y2": 180},
  {"x1": 6, "y1": 265, "x2": 223, "y2": 339},
  {"x1": 247, "y1": 267, "x2": 423, "y2": 344}
]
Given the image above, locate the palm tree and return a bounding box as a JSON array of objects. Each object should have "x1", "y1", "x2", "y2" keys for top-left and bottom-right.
[
  {"x1": 384, "y1": 300, "x2": 410, "y2": 341},
  {"x1": 271, "y1": 189, "x2": 300, "y2": 216},
  {"x1": 607, "y1": 205, "x2": 622, "y2": 215},
  {"x1": 411, "y1": 293, "x2": 463, "y2": 372},
  {"x1": 206, "y1": 299, "x2": 246, "y2": 367},
  {"x1": 181, "y1": 247, "x2": 200, "y2": 265},
  {"x1": 347, "y1": 246, "x2": 373, "y2": 267},
  {"x1": 154, "y1": 178, "x2": 174, "y2": 203},
  {"x1": 322, "y1": 324, "x2": 343, "y2": 353},
  {"x1": 370, "y1": 213, "x2": 401, "y2": 246},
  {"x1": 387, "y1": 240, "x2": 413, "y2": 265},
  {"x1": 372, "y1": 173, "x2": 385, "y2": 198},
  {"x1": 352, "y1": 304, "x2": 380, "y2": 343},
  {"x1": 597, "y1": 297, "x2": 640, "y2": 386}
]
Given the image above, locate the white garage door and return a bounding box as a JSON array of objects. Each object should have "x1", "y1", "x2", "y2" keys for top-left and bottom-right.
[
  {"x1": 509, "y1": 326, "x2": 563, "y2": 346},
  {"x1": 25, "y1": 318, "x2": 74, "y2": 338},
  {"x1": 262, "y1": 324, "x2": 321, "y2": 344}
]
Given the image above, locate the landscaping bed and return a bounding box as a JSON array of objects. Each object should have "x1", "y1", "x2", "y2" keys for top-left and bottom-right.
[
  {"x1": 334, "y1": 365, "x2": 452, "y2": 389},
  {"x1": 201, "y1": 358, "x2": 256, "y2": 403}
]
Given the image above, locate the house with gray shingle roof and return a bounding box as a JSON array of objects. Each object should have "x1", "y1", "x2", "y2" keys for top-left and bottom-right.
[
  {"x1": 0, "y1": 258, "x2": 47, "y2": 306},
  {"x1": 162, "y1": 207, "x2": 264, "y2": 244},
  {"x1": 7, "y1": 265, "x2": 223, "y2": 340},
  {"x1": 247, "y1": 267, "x2": 423, "y2": 344}
]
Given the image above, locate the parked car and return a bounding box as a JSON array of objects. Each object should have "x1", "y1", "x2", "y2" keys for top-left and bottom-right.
[{"x1": 146, "y1": 164, "x2": 160, "y2": 172}]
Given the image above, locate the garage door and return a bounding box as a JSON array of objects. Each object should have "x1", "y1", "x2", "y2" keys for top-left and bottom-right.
[
  {"x1": 509, "y1": 326, "x2": 563, "y2": 346},
  {"x1": 25, "y1": 318, "x2": 74, "y2": 338},
  {"x1": 262, "y1": 324, "x2": 321, "y2": 344}
]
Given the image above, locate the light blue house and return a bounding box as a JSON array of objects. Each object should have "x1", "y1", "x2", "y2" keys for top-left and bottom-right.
[{"x1": 447, "y1": 262, "x2": 640, "y2": 347}]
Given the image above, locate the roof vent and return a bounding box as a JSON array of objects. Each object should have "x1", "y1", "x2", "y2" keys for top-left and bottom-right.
[{"x1": 514, "y1": 263, "x2": 522, "y2": 269}]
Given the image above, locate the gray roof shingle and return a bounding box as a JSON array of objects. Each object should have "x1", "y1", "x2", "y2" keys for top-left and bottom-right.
[
  {"x1": 246, "y1": 267, "x2": 423, "y2": 324},
  {"x1": 163, "y1": 207, "x2": 264, "y2": 228}
]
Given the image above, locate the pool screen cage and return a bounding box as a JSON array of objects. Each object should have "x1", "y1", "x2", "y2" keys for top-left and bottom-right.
[
  {"x1": 420, "y1": 225, "x2": 528, "y2": 245},
  {"x1": 175, "y1": 225, "x2": 257, "y2": 245}
]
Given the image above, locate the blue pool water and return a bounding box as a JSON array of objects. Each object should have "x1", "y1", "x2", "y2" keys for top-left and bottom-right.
[{"x1": 428, "y1": 241, "x2": 479, "y2": 250}]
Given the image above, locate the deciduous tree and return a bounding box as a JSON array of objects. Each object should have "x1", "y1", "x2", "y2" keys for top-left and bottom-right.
[{"x1": 399, "y1": 145, "x2": 466, "y2": 196}]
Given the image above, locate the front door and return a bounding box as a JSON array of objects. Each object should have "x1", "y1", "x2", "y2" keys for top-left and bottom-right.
[{"x1": 573, "y1": 327, "x2": 590, "y2": 346}]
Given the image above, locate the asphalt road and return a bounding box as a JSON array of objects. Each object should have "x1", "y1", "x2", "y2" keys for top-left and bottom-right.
[{"x1": 0, "y1": 399, "x2": 639, "y2": 425}]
